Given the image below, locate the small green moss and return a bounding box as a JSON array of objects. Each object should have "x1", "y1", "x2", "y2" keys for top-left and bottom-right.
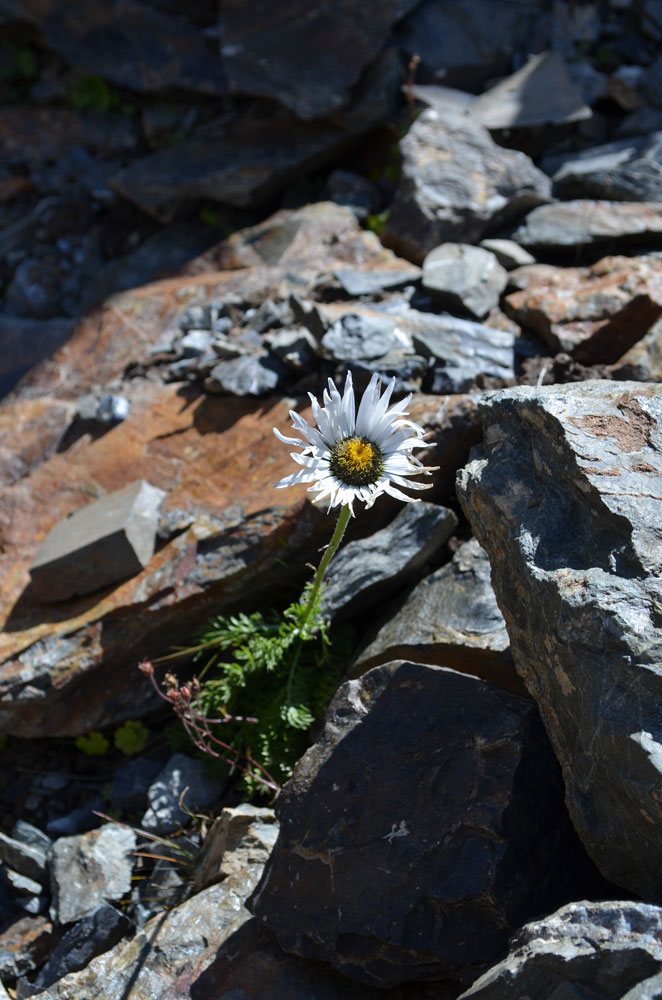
[
  {"x1": 114, "y1": 720, "x2": 149, "y2": 756},
  {"x1": 76, "y1": 730, "x2": 110, "y2": 756}
]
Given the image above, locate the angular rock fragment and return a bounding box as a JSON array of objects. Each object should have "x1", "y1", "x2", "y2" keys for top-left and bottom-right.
[
  {"x1": 459, "y1": 901, "x2": 662, "y2": 1000},
  {"x1": 504, "y1": 255, "x2": 662, "y2": 363},
  {"x1": 351, "y1": 538, "x2": 519, "y2": 693},
  {"x1": 457, "y1": 381, "x2": 662, "y2": 899},
  {"x1": 49, "y1": 824, "x2": 136, "y2": 925},
  {"x1": 511, "y1": 200, "x2": 662, "y2": 254},
  {"x1": 193, "y1": 804, "x2": 278, "y2": 893},
  {"x1": 549, "y1": 131, "x2": 662, "y2": 202},
  {"x1": 0, "y1": 914, "x2": 56, "y2": 981},
  {"x1": 141, "y1": 753, "x2": 221, "y2": 835},
  {"x1": 422, "y1": 243, "x2": 508, "y2": 319},
  {"x1": 479, "y1": 239, "x2": 536, "y2": 270},
  {"x1": 381, "y1": 108, "x2": 551, "y2": 263},
  {"x1": 320, "y1": 501, "x2": 458, "y2": 621},
  {"x1": 204, "y1": 354, "x2": 290, "y2": 397},
  {"x1": 29, "y1": 479, "x2": 166, "y2": 602},
  {"x1": 0, "y1": 830, "x2": 47, "y2": 884},
  {"x1": 250, "y1": 660, "x2": 602, "y2": 988}
]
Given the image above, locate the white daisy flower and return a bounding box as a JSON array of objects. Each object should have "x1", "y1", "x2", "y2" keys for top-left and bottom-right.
[{"x1": 273, "y1": 370, "x2": 437, "y2": 515}]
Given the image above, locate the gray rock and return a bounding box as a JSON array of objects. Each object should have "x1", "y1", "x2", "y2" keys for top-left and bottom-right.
[
  {"x1": 479, "y1": 239, "x2": 536, "y2": 270},
  {"x1": 0, "y1": 915, "x2": 55, "y2": 981},
  {"x1": 320, "y1": 501, "x2": 458, "y2": 621},
  {"x1": 193, "y1": 804, "x2": 278, "y2": 893},
  {"x1": 324, "y1": 168, "x2": 379, "y2": 219},
  {"x1": 459, "y1": 901, "x2": 662, "y2": 1000},
  {"x1": 26, "y1": 904, "x2": 131, "y2": 995},
  {"x1": 204, "y1": 354, "x2": 290, "y2": 397},
  {"x1": 94, "y1": 395, "x2": 130, "y2": 424},
  {"x1": 12, "y1": 822, "x2": 52, "y2": 857},
  {"x1": 511, "y1": 201, "x2": 662, "y2": 253},
  {"x1": 218, "y1": 0, "x2": 417, "y2": 120},
  {"x1": 263, "y1": 327, "x2": 318, "y2": 370},
  {"x1": 456, "y1": 381, "x2": 662, "y2": 899},
  {"x1": 332, "y1": 262, "x2": 421, "y2": 296},
  {"x1": 177, "y1": 329, "x2": 214, "y2": 358},
  {"x1": 422, "y1": 244, "x2": 508, "y2": 319},
  {"x1": 141, "y1": 753, "x2": 221, "y2": 835},
  {"x1": 412, "y1": 314, "x2": 517, "y2": 391},
  {"x1": 249, "y1": 659, "x2": 601, "y2": 988},
  {"x1": 470, "y1": 51, "x2": 591, "y2": 129},
  {"x1": 381, "y1": 108, "x2": 551, "y2": 263},
  {"x1": 0, "y1": 830, "x2": 47, "y2": 883},
  {"x1": 351, "y1": 538, "x2": 518, "y2": 692},
  {"x1": 321, "y1": 311, "x2": 415, "y2": 362},
  {"x1": 49, "y1": 824, "x2": 136, "y2": 925},
  {"x1": 31, "y1": 871, "x2": 267, "y2": 999},
  {"x1": 549, "y1": 132, "x2": 662, "y2": 202},
  {"x1": 29, "y1": 480, "x2": 166, "y2": 602}
]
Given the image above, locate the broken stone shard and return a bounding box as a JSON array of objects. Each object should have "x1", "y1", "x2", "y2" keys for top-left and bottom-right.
[{"x1": 29, "y1": 480, "x2": 166, "y2": 602}]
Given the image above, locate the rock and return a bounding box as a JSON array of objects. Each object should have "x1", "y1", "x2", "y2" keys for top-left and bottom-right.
[
  {"x1": 218, "y1": 0, "x2": 418, "y2": 119},
  {"x1": 503, "y1": 255, "x2": 662, "y2": 363},
  {"x1": 320, "y1": 502, "x2": 458, "y2": 621},
  {"x1": 7, "y1": 0, "x2": 227, "y2": 97},
  {"x1": 422, "y1": 244, "x2": 508, "y2": 319},
  {"x1": 0, "y1": 317, "x2": 74, "y2": 399},
  {"x1": 166, "y1": 916, "x2": 455, "y2": 1000},
  {"x1": 249, "y1": 659, "x2": 602, "y2": 989},
  {"x1": 141, "y1": 753, "x2": 221, "y2": 835},
  {"x1": 193, "y1": 804, "x2": 278, "y2": 893},
  {"x1": 0, "y1": 108, "x2": 138, "y2": 168},
  {"x1": 12, "y1": 822, "x2": 52, "y2": 858},
  {"x1": 351, "y1": 538, "x2": 519, "y2": 693},
  {"x1": 108, "y1": 757, "x2": 163, "y2": 813},
  {"x1": 32, "y1": 870, "x2": 268, "y2": 998},
  {"x1": 0, "y1": 398, "x2": 74, "y2": 486},
  {"x1": 332, "y1": 260, "x2": 421, "y2": 296},
  {"x1": 26, "y1": 904, "x2": 131, "y2": 996},
  {"x1": 0, "y1": 830, "x2": 47, "y2": 884},
  {"x1": 610, "y1": 313, "x2": 662, "y2": 381},
  {"x1": 48, "y1": 823, "x2": 136, "y2": 925},
  {"x1": 511, "y1": 200, "x2": 662, "y2": 254},
  {"x1": 459, "y1": 901, "x2": 662, "y2": 1000},
  {"x1": 381, "y1": 108, "x2": 551, "y2": 264},
  {"x1": 204, "y1": 355, "x2": 290, "y2": 397},
  {"x1": 0, "y1": 914, "x2": 56, "y2": 981},
  {"x1": 321, "y1": 311, "x2": 415, "y2": 363},
  {"x1": 479, "y1": 239, "x2": 536, "y2": 270},
  {"x1": 262, "y1": 327, "x2": 318, "y2": 370},
  {"x1": 46, "y1": 795, "x2": 105, "y2": 837},
  {"x1": 323, "y1": 168, "x2": 379, "y2": 218},
  {"x1": 29, "y1": 479, "x2": 167, "y2": 602},
  {"x1": 456, "y1": 381, "x2": 662, "y2": 899},
  {"x1": 394, "y1": 0, "x2": 547, "y2": 92},
  {"x1": 111, "y1": 55, "x2": 399, "y2": 221},
  {"x1": 549, "y1": 132, "x2": 662, "y2": 202},
  {"x1": 470, "y1": 51, "x2": 591, "y2": 129}
]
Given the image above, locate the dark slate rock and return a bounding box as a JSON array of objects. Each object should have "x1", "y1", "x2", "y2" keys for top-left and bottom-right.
[
  {"x1": 320, "y1": 501, "x2": 457, "y2": 621},
  {"x1": 218, "y1": 0, "x2": 418, "y2": 120},
  {"x1": 249, "y1": 660, "x2": 604, "y2": 989},
  {"x1": 351, "y1": 537, "x2": 518, "y2": 693},
  {"x1": 411, "y1": 314, "x2": 517, "y2": 391},
  {"x1": 204, "y1": 354, "x2": 290, "y2": 397},
  {"x1": 0, "y1": 914, "x2": 56, "y2": 981},
  {"x1": 3, "y1": 0, "x2": 228, "y2": 96},
  {"x1": 456, "y1": 381, "x2": 662, "y2": 899},
  {"x1": 323, "y1": 168, "x2": 379, "y2": 219},
  {"x1": 394, "y1": 0, "x2": 547, "y2": 92},
  {"x1": 459, "y1": 901, "x2": 662, "y2": 1000},
  {"x1": 141, "y1": 753, "x2": 221, "y2": 835},
  {"x1": 29, "y1": 480, "x2": 166, "y2": 602},
  {"x1": 549, "y1": 132, "x2": 662, "y2": 202},
  {"x1": 511, "y1": 201, "x2": 662, "y2": 253},
  {"x1": 381, "y1": 108, "x2": 551, "y2": 264},
  {"x1": 0, "y1": 316, "x2": 74, "y2": 400},
  {"x1": 108, "y1": 757, "x2": 163, "y2": 813},
  {"x1": 46, "y1": 794, "x2": 105, "y2": 836},
  {"x1": 48, "y1": 824, "x2": 136, "y2": 925},
  {"x1": 422, "y1": 244, "x2": 508, "y2": 319},
  {"x1": 263, "y1": 327, "x2": 318, "y2": 370},
  {"x1": 24, "y1": 904, "x2": 131, "y2": 996}
]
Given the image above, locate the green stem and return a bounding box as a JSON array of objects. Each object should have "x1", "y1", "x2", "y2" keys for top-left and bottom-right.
[
  {"x1": 301, "y1": 504, "x2": 352, "y2": 632},
  {"x1": 286, "y1": 504, "x2": 352, "y2": 704}
]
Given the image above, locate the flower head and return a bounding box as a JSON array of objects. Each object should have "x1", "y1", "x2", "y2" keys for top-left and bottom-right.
[{"x1": 273, "y1": 370, "x2": 437, "y2": 514}]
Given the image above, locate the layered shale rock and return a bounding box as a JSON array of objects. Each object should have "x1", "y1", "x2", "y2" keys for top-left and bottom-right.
[{"x1": 457, "y1": 381, "x2": 662, "y2": 899}]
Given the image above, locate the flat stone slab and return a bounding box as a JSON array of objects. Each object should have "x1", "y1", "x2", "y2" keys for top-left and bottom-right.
[{"x1": 29, "y1": 479, "x2": 166, "y2": 602}]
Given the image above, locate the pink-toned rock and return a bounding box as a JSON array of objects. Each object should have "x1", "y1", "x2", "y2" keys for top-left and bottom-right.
[
  {"x1": 0, "y1": 396, "x2": 74, "y2": 487},
  {"x1": 504, "y1": 255, "x2": 662, "y2": 364}
]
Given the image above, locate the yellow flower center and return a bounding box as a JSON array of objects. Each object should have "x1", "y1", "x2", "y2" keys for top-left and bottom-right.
[{"x1": 329, "y1": 436, "x2": 384, "y2": 487}]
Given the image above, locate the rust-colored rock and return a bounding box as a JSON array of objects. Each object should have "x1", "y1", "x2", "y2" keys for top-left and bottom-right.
[{"x1": 504, "y1": 255, "x2": 662, "y2": 363}]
